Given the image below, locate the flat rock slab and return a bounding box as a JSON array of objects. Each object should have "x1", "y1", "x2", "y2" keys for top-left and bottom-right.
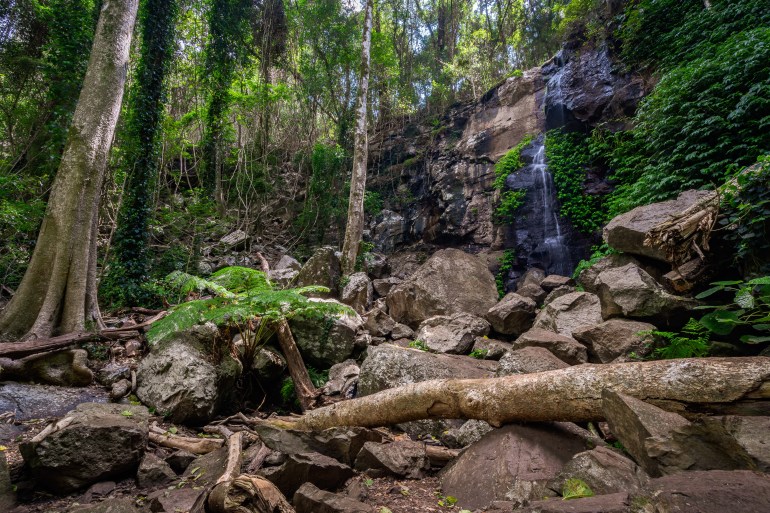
[
  {"x1": 440, "y1": 423, "x2": 592, "y2": 510},
  {"x1": 261, "y1": 452, "x2": 355, "y2": 498},
  {"x1": 0, "y1": 382, "x2": 108, "y2": 420},
  {"x1": 294, "y1": 482, "x2": 373, "y2": 513},
  {"x1": 520, "y1": 492, "x2": 630, "y2": 513},
  {"x1": 68, "y1": 498, "x2": 140, "y2": 513}
]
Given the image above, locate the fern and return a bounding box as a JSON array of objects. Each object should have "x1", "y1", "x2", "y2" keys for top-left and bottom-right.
[
  {"x1": 148, "y1": 266, "x2": 352, "y2": 346},
  {"x1": 650, "y1": 319, "x2": 710, "y2": 359}
]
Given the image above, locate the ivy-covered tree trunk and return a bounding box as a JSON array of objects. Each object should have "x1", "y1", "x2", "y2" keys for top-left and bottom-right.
[
  {"x1": 103, "y1": 0, "x2": 178, "y2": 306},
  {"x1": 0, "y1": 0, "x2": 139, "y2": 340},
  {"x1": 340, "y1": 0, "x2": 373, "y2": 276}
]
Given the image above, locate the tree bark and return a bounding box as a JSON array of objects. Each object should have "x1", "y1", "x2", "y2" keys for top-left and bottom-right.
[
  {"x1": 295, "y1": 357, "x2": 770, "y2": 431},
  {"x1": 274, "y1": 320, "x2": 318, "y2": 412},
  {"x1": 0, "y1": 0, "x2": 139, "y2": 341},
  {"x1": 207, "y1": 475, "x2": 294, "y2": 513},
  {"x1": 340, "y1": 0, "x2": 373, "y2": 276}
]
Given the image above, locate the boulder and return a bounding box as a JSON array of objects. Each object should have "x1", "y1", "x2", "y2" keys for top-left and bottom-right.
[
  {"x1": 323, "y1": 359, "x2": 360, "y2": 399},
  {"x1": 95, "y1": 363, "x2": 131, "y2": 387},
  {"x1": 260, "y1": 452, "x2": 355, "y2": 498},
  {"x1": 370, "y1": 210, "x2": 406, "y2": 254},
  {"x1": 294, "y1": 482, "x2": 373, "y2": 513},
  {"x1": 136, "y1": 453, "x2": 176, "y2": 489},
  {"x1": 515, "y1": 283, "x2": 548, "y2": 304},
  {"x1": 0, "y1": 452, "x2": 14, "y2": 510},
  {"x1": 136, "y1": 323, "x2": 242, "y2": 424},
  {"x1": 540, "y1": 275, "x2": 575, "y2": 291},
  {"x1": 512, "y1": 328, "x2": 587, "y2": 365},
  {"x1": 275, "y1": 254, "x2": 302, "y2": 272},
  {"x1": 542, "y1": 285, "x2": 575, "y2": 306},
  {"x1": 519, "y1": 493, "x2": 630, "y2": 513},
  {"x1": 252, "y1": 424, "x2": 383, "y2": 466},
  {"x1": 548, "y1": 446, "x2": 649, "y2": 497},
  {"x1": 390, "y1": 322, "x2": 414, "y2": 340},
  {"x1": 471, "y1": 337, "x2": 512, "y2": 360},
  {"x1": 147, "y1": 487, "x2": 204, "y2": 513},
  {"x1": 576, "y1": 253, "x2": 642, "y2": 294},
  {"x1": 486, "y1": 293, "x2": 537, "y2": 335},
  {"x1": 363, "y1": 306, "x2": 396, "y2": 337},
  {"x1": 68, "y1": 498, "x2": 140, "y2": 513},
  {"x1": 714, "y1": 416, "x2": 770, "y2": 471},
  {"x1": 354, "y1": 441, "x2": 430, "y2": 478},
  {"x1": 594, "y1": 263, "x2": 697, "y2": 320},
  {"x1": 341, "y1": 272, "x2": 373, "y2": 314},
  {"x1": 362, "y1": 252, "x2": 388, "y2": 279},
  {"x1": 358, "y1": 344, "x2": 497, "y2": 395},
  {"x1": 532, "y1": 292, "x2": 603, "y2": 337},
  {"x1": 440, "y1": 423, "x2": 593, "y2": 510},
  {"x1": 572, "y1": 319, "x2": 655, "y2": 363},
  {"x1": 165, "y1": 450, "x2": 196, "y2": 474},
  {"x1": 439, "y1": 420, "x2": 494, "y2": 449},
  {"x1": 295, "y1": 246, "x2": 342, "y2": 294},
  {"x1": 639, "y1": 470, "x2": 770, "y2": 513},
  {"x1": 251, "y1": 346, "x2": 286, "y2": 380},
  {"x1": 268, "y1": 268, "x2": 298, "y2": 289},
  {"x1": 20, "y1": 403, "x2": 149, "y2": 493},
  {"x1": 372, "y1": 276, "x2": 401, "y2": 297},
  {"x1": 386, "y1": 248, "x2": 498, "y2": 327},
  {"x1": 415, "y1": 313, "x2": 490, "y2": 354},
  {"x1": 517, "y1": 268, "x2": 546, "y2": 289},
  {"x1": 289, "y1": 299, "x2": 364, "y2": 367},
  {"x1": 496, "y1": 346, "x2": 570, "y2": 376},
  {"x1": 602, "y1": 390, "x2": 753, "y2": 476},
  {"x1": 603, "y1": 190, "x2": 714, "y2": 261}
]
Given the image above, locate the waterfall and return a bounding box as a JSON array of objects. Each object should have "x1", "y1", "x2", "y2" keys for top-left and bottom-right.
[{"x1": 506, "y1": 136, "x2": 575, "y2": 276}]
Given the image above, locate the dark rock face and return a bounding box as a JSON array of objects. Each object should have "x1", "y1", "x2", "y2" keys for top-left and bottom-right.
[
  {"x1": 542, "y1": 43, "x2": 648, "y2": 132},
  {"x1": 261, "y1": 452, "x2": 356, "y2": 498},
  {"x1": 354, "y1": 441, "x2": 430, "y2": 478},
  {"x1": 0, "y1": 382, "x2": 108, "y2": 421}
]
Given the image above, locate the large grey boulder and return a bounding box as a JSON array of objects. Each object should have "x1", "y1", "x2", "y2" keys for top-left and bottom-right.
[
  {"x1": 372, "y1": 276, "x2": 401, "y2": 297},
  {"x1": 136, "y1": 453, "x2": 176, "y2": 489},
  {"x1": 715, "y1": 416, "x2": 770, "y2": 471},
  {"x1": 512, "y1": 328, "x2": 587, "y2": 365},
  {"x1": 358, "y1": 344, "x2": 497, "y2": 395},
  {"x1": 341, "y1": 272, "x2": 373, "y2": 314},
  {"x1": 21, "y1": 403, "x2": 149, "y2": 493},
  {"x1": 602, "y1": 390, "x2": 754, "y2": 477},
  {"x1": 496, "y1": 346, "x2": 570, "y2": 376},
  {"x1": 576, "y1": 253, "x2": 642, "y2": 294},
  {"x1": 572, "y1": 319, "x2": 655, "y2": 363},
  {"x1": 275, "y1": 254, "x2": 302, "y2": 272},
  {"x1": 440, "y1": 423, "x2": 593, "y2": 510},
  {"x1": 532, "y1": 291, "x2": 603, "y2": 337},
  {"x1": 136, "y1": 323, "x2": 242, "y2": 424},
  {"x1": 260, "y1": 452, "x2": 355, "y2": 498},
  {"x1": 594, "y1": 263, "x2": 697, "y2": 319},
  {"x1": 289, "y1": 299, "x2": 363, "y2": 367},
  {"x1": 386, "y1": 248, "x2": 498, "y2": 327},
  {"x1": 603, "y1": 190, "x2": 714, "y2": 261},
  {"x1": 295, "y1": 246, "x2": 342, "y2": 294},
  {"x1": 486, "y1": 293, "x2": 536, "y2": 335},
  {"x1": 415, "y1": 312, "x2": 490, "y2": 354},
  {"x1": 548, "y1": 446, "x2": 649, "y2": 497},
  {"x1": 363, "y1": 306, "x2": 396, "y2": 337}
]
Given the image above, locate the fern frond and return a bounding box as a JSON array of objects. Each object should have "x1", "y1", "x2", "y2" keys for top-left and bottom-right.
[
  {"x1": 210, "y1": 266, "x2": 272, "y2": 294},
  {"x1": 166, "y1": 270, "x2": 233, "y2": 298}
]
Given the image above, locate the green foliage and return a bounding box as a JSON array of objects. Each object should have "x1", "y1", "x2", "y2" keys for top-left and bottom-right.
[
  {"x1": 355, "y1": 241, "x2": 376, "y2": 273},
  {"x1": 718, "y1": 158, "x2": 770, "y2": 274},
  {"x1": 494, "y1": 190, "x2": 526, "y2": 225},
  {"x1": 494, "y1": 135, "x2": 534, "y2": 189},
  {"x1": 545, "y1": 130, "x2": 606, "y2": 233},
  {"x1": 469, "y1": 348, "x2": 488, "y2": 360},
  {"x1": 609, "y1": 8, "x2": 770, "y2": 215},
  {"x1": 562, "y1": 478, "x2": 594, "y2": 500},
  {"x1": 147, "y1": 266, "x2": 350, "y2": 346},
  {"x1": 695, "y1": 276, "x2": 770, "y2": 345},
  {"x1": 496, "y1": 249, "x2": 516, "y2": 298},
  {"x1": 296, "y1": 143, "x2": 349, "y2": 243},
  {"x1": 280, "y1": 366, "x2": 328, "y2": 406},
  {"x1": 0, "y1": 172, "x2": 46, "y2": 288},
  {"x1": 649, "y1": 319, "x2": 711, "y2": 359},
  {"x1": 572, "y1": 244, "x2": 617, "y2": 281},
  {"x1": 363, "y1": 190, "x2": 383, "y2": 215},
  {"x1": 408, "y1": 339, "x2": 429, "y2": 351}
]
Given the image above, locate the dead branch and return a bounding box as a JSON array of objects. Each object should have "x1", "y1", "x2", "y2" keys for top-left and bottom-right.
[
  {"x1": 207, "y1": 475, "x2": 295, "y2": 513},
  {"x1": 148, "y1": 425, "x2": 225, "y2": 455}
]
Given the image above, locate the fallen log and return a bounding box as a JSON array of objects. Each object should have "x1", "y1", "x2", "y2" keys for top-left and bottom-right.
[
  {"x1": 207, "y1": 475, "x2": 294, "y2": 513},
  {"x1": 148, "y1": 426, "x2": 225, "y2": 455},
  {"x1": 0, "y1": 328, "x2": 142, "y2": 359},
  {"x1": 295, "y1": 357, "x2": 770, "y2": 431}
]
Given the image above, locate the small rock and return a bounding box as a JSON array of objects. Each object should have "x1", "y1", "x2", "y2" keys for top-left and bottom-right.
[
  {"x1": 294, "y1": 482, "x2": 373, "y2": 513},
  {"x1": 364, "y1": 307, "x2": 396, "y2": 337},
  {"x1": 440, "y1": 420, "x2": 494, "y2": 448},
  {"x1": 540, "y1": 275, "x2": 575, "y2": 291},
  {"x1": 416, "y1": 313, "x2": 490, "y2": 354},
  {"x1": 324, "y1": 359, "x2": 360, "y2": 398},
  {"x1": 81, "y1": 480, "x2": 116, "y2": 503},
  {"x1": 519, "y1": 493, "x2": 630, "y2": 513},
  {"x1": 251, "y1": 346, "x2": 287, "y2": 380},
  {"x1": 275, "y1": 254, "x2": 302, "y2": 272},
  {"x1": 512, "y1": 328, "x2": 587, "y2": 365},
  {"x1": 96, "y1": 363, "x2": 130, "y2": 387},
  {"x1": 496, "y1": 346, "x2": 570, "y2": 376},
  {"x1": 109, "y1": 379, "x2": 131, "y2": 401},
  {"x1": 363, "y1": 252, "x2": 388, "y2": 279},
  {"x1": 471, "y1": 337, "x2": 512, "y2": 360},
  {"x1": 219, "y1": 229, "x2": 249, "y2": 248},
  {"x1": 289, "y1": 300, "x2": 364, "y2": 367},
  {"x1": 486, "y1": 293, "x2": 537, "y2": 336},
  {"x1": 354, "y1": 441, "x2": 430, "y2": 478},
  {"x1": 715, "y1": 415, "x2": 770, "y2": 471},
  {"x1": 268, "y1": 268, "x2": 298, "y2": 288},
  {"x1": 147, "y1": 487, "x2": 203, "y2": 513},
  {"x1": 136, "y1": 453, "x2": 176, "y2": 489},
  {"x1": 542, "y1": 285, "x2": 576, "y2": 306},
  {"x1": 68, "y1": 497, "x2": 140, "y2": 513},
  {"x1": 123, "y1": 339, "x2": 142, "y2": 357},
  {"x1": 295, "y1": 246, "x2": 342, "y2": 295}
]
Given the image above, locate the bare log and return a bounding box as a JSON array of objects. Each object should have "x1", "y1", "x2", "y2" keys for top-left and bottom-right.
[
  {"x1": 0, "y1": 329, "x2": 140, "y2": 359},
  {"x1": 207, "y1": 475, "x2": 294, "y2": 513},
  {"x1": 148, "y1": 430, "x2": 225, "y2": 454},
  {"x1": 295, "y1": 357, "x2": 770, "y2": 431},
  {"x1": 217, "y1": 431, "x2": 245, "y2": 485}
]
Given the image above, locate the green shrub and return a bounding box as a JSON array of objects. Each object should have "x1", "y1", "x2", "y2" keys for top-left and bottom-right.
[
  {"x1": 495, "y1": 249, "x2": 516, "y2": 298},
  {"x1": 648, "y1": 319, "x2": 711, "y2": 359},
  {"x1": 363, "y1": 190, "x2": 383, "y2": 215},
  {"x1": 494, "y1": 135, "x2": 534, "y2": 190}
]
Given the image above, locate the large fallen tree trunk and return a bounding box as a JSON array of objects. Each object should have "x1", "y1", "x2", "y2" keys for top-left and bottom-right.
[{"x1": 295, "y1": 357, "x2": 770, "y2": 431}]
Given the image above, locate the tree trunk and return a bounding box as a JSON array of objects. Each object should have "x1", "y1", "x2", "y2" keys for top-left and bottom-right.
[
  {"x1": 340, "y1": 0, "x2": 373, "y2": 276},
  {"x1": 274, "y1": 320, "x2": 318, "y2": 412},
  {"x1": 0, "y1": 0, "x2": 139, "y2": 341},
  {"x1": 296, "y1": 357, "x2": 770, "y2": 431}
]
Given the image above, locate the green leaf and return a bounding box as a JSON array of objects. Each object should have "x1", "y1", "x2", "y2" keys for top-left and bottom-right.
[
  {"x1": 699, "y1": 310, "x2": 741, "y2": 335},
  {"x1": 734, "y1": 287, "x2": 755, "y2": 309},
  {"x1": 751, "y1": 324, "x2": 770, "y2": 330},
  {"x1": 710, "y1": 280, "x2": 743, "y2": 286},
  {"x1": 695, "y1": 285, "x2": 724, "y2": 299},
  {"x1": 747, "y1": 277, "x2": 770, "y2": 285},
  {"x1": 562, "y1": 478, "x2": 594, "y2": 500},
  {"x1": 739, "y1": 335, "x2": 770, "y2": 344}
]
